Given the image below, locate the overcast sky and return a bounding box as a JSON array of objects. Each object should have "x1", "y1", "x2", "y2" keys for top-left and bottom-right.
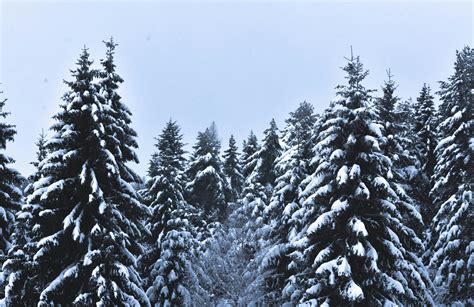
[{"x1": 0, "y1": 1, "x2": 472, "y2": 177}]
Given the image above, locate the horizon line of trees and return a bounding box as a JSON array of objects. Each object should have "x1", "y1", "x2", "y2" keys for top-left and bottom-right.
[{"x1": 0, "y1": 40, "x2": 471, "y2": 306}]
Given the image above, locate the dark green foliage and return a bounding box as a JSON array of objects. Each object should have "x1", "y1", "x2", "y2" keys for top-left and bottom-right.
[
  {"x1": 241, "y1": 131, "x2": 260, "y2": 179},
  {"x1": 186, "y1": 123, "x2": 230, "y2": 222},
  {"x1": 223, "y1": 135, "x2": 244, "y2": 201}
]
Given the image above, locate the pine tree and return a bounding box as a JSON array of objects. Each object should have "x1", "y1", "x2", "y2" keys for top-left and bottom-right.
[
  {"x1": 31, "y1": 129, "x2": 48, "y2": 170},
  {"x1": 413, "y1": 84, "x2": 438, "y2": 222},
  {"x1": 4, "y1": 47, "x2": 149, "y2": 306},
  {"x1": 0, "y1": 89, "x2": 22, "y2": 299},
  {"x1": 240, "y1": 131, "x2": 260, "y2": 180},
  {"x1": 247, "y1": 119, "x2": 282, "y2": 188},
  {"x1": 139, "y1": 120, "x2": 199, "y2": 306},
  {"x1": 0, "y1": 90, "x2": 22, "y2": 257},
  {"x1": 374, "y1": 72, "x2": 423, "y2": 232},
  {"x1": 259, "y1": 101, "x2": 317, "y2": 303},
  {"x1": 223, "y1": 135, "x2": 244, "y2": 202},
  {"x1": 23, "y1": 129, "x2": 48, "y2": 195},
  {"x1": 2, "y1": 128, "x2": 45, "y2": 304},
  {"x1": 185, "y1": 122, "x2": 230, "y2": 222},
  {"x1": 98, "y1": 37, "x2": 141, "y2": 184},
  {"x1": 427, "y1": 46, "x2": 473, "y2": 304},
  {"x1": 295, "y1": 54, "x2": 432, "y2": 305}
]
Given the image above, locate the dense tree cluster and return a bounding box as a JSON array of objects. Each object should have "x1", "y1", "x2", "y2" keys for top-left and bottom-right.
[{"x1": 0, "y1": 42, "x2": 472, "y2": 306}]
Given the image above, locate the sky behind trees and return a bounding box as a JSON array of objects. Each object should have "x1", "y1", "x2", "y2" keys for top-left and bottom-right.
[{"x1": 0, "y1": 0, "x2": 472, "y2": 176}]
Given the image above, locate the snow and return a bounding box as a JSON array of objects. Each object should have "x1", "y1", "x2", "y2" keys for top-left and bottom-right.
[
  {"x1": 349, "y1": 217, "x2": 368, "y2": 237},
  {"x1": 307, "y1": 211, "x2": 333, "y2": 235},
  {"x1": 336, "y1": 165, "x2": 348, "y2": 185},
  {"x1": 343, "y1": 280, "x2": 364, "y2": 301},
  {"x1": 349, "y1": 164, "x2": 360, "y2": 179},
  {"x1": 368, "y1": 122, "x2": 383, "y2": 137}
]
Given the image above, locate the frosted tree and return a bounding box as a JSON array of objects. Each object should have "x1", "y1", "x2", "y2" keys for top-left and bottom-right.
[
  {"x1": 227, "y1": 180, "x2": 269, "y2": 303},
  {"x1": 413, "y1": 84, "x2": 438, "y2": 222},
  {"x1": 223, "y1": 135, "x2": 244, "y2": 202},
  {"x1": 139, "y1": 120, "x2": 199, "y2": 306},
  {"x1": 4, "y1": 47, "x2": 149, "y2": 306},
  {"x1": 31, "y1": 129, "x2": 48, "y2": 170},
  {"x1": 2, "y1": 128, "x2": 45, "y2": 304},
  {"x1": 0, "y1": 90, "x2": 22, "y2": 258},
  {"x1": 240, "y1": 131, "x2": 260, "y2": 180},
  {"x1": 374, "y1": 72, "x2": 423, "y2": 232},
  {"x1": 295, "y1": 54, "x2": 432, "y2": 306},
  {"x1": 259, "y1": 101, "x2": 317, "y2": 304},
  {"x1": 185, "y1": 122, "x2": 230, "y2": 222},
  {"x1": 426, "y1": 46, "x2": 473, "y2": 304},
  {"x1": 247, "y1": 119, "x2": 282, "y2": 188},
  {"x1": 98, "y1": 37, "x2": 141, "y2": 184},
  {"x1": 0, "y1": 89, "x2": 22, "y2": 299},
  {"x1": 414, "y1": 84, "x2": 437, "y2": 178}
]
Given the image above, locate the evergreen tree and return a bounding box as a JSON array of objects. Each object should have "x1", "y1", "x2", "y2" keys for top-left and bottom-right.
[
  {"x1": 294, "y1": 54, "x2": 432, "y2": 305},
  {"x1": 247, "y1": 119, "x2": 282, "y2": 188},
  {"x1": 139, "y1": 120, "x2": 199, "y2": 306},
  {"x1": 185, "y1": 122, "x2": 230, "y2": 222},
  {"x1": 0, "y1": 90, "x2": 22, "y2": 257},
  {"x1": 227, "y1": 180, "x2": 269, "y2": 302},
  {"x1": 2, "y1": 128, "x2": 45, "y2": 304},
  {"x1": 374, "y1": 72, "x2": 423, "y2": 232},
  {"x1": 240, "y1": 131, "x2": 260, "y2": 180},
  {"x1": 427, "y1": 46, "x2": 473, "y2": 304},
  {"x1": 223, "y1": 135, "x2": 244, "y2": 202},
  {"x1": 23, "y1": 129, "x2": 49, "y2": 195},
  {"x1": 413, "y1": 84, "x2": 438, "y2": 222},
  {"x1": 4, "y1": 47, "x2": 149, "y2": 306},
  {"x1": 98, "y1": 37, "x2": 141, "y2": 183},
  {"x1": 0, "y1": 89, "x2": 22, "y2": 298},
  {"x1": 31, "y1": 129, "x2": 48, "y2": 170},
  {"x1": 259, "y1": 101, "x2": 317, "y2": 303}
]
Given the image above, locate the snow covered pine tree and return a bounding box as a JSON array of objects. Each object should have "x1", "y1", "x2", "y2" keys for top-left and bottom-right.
[
  {"x1": 373, "y1": 72, "x2": 424, "y2": 233},
  {"x1": 185, "y1": 122, "x2": 230, "y2": 222},
  {"x1": 427, "y1": 46, "x2": 473, "y2": 305},
  {"x1": 140, "y1": 120, "x2": 199, "y2": 306},
  {"x1": 223, "y1": 135, "x2": 244, "y2": 202},
  {"x1": 0, "y1": 89, "x2": 22, "y2": 260},
  {"x1": 296, "y1": 54, "x2": 433, "y2": 305},
  {"x1": 2, "y1": 129, "x2": 45, "y2": 305},
  {"x1": 259, "y1": 101, "x2": 317, "y2": 304},
  {"x1": 0, "y1": 89, "x2": 22, "y2": 298},
  {"x1": 413, "y1": 83, "x2": 438, "y2": 223},
  {"x1": 240, "y1": 131, "x2": 260, "y2": 181},
  {"x1": 4, "y1": 46, "x2": 149, "y2": 305}
]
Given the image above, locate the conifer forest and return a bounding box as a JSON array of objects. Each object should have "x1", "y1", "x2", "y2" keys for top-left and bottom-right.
[{"x1": 0, "y1": 5, "x2": 473, "y2": 306}]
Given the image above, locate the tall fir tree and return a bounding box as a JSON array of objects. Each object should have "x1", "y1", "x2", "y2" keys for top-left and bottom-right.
[
  {"x1": 0, "y1": 89, "x2": 22, "y2": 298},
  {"x1": 23, "y1": 129, "x2": 48, "y2": 194},
  {"x1": 374, "y1": 72, "x2": 423, "y2": 233},
  {"x1": 240, "y1": 131, "x2": 260, "y2": 180},
  {"x1": 0, "y1": 90, "x2": 22, "y2": 257},
  {"x1": 98, "y1": 37, "x2": 141, "y2": 184},
  {"x1": 2, "y1": 128, "x2": 46, "y2": 304},
  {"x1": 185, "y1": 122, "x2": 230, "y2": 222},
  {"x1": 4, "y1": 47, "x2": 149, "y2": 306},
  {"x1": 294, "y1": 54, "x2": 432, "y2": 305},
  {"x1": 413, "y1": 84, "x2": 438, "y2": 223},
  {"x1": 247, "y1": 119, "x2": 282, "y2": 188},
  {"x1": 31, "y1": 129, "x2": 48, "y2": 170},
  {"x1": 139, "y1": 120, "x2": 199, "y2": 306},
  {"x1": 223, "y1": 135, "x2": 244, "y2": 202},
  {"x1": 259, "y1": 101, "x2": 317, "y2": 304},
  {"x1": 426, "y1": 46, "x2": 473, "y2": 304}
]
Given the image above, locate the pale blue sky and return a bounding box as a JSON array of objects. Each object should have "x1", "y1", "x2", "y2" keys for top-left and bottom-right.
[{"x1": 0, "y1": 1, "x2": 472, "y2": 177}]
